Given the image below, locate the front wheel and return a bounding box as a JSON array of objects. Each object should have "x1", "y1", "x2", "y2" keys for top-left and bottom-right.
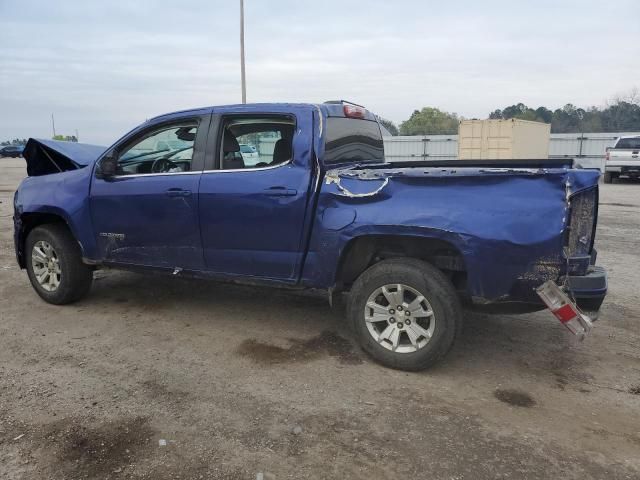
[
  {"x1": 348, "y1": 258, "x2": 463, "y2": 371},
  {"x1": 25, "y1": 224, "x2": 93, "y2": 304}
]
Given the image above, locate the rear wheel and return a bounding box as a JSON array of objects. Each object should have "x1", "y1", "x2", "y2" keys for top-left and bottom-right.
[
  {"x1": 25, "y1": 224, "x2": 93, "y2": 304},
  {"x1": 603, "y1": 172, "x2": 612, "y2": 184},
  {"x1": 348, "y1": 258, "x2": 462, "y2": 371}
]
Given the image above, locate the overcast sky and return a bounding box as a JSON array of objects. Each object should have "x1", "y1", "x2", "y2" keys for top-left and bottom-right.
[{"x1": 0, "y1": 0, "x2": 638, "y2": 144}]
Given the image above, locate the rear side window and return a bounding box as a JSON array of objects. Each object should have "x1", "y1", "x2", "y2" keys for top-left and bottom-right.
[
  {"x1": 219, "y1": 116, "x2": 294, "y2": 169},
  {"x1": 324, "y1": 118, "x2": 384, "y2": 164},
  {"x1": 616, "y1": 137, "x2": 640, "y2": 149}
]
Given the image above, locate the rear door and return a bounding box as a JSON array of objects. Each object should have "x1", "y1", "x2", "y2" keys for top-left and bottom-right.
[
  {"x1": 90, "y1": 114, "x2": 210, "y2": 270},
  {"x1": 198, "y1": 108, "x2": 314, "y2": 281}
]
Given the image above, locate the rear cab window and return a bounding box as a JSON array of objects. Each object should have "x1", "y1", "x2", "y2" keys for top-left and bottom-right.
[
  {"x1": 615, "y1": 137, "x2": 640, "y2": 149},
  {"x1": 324, "y1": 114, "x2": 385, "y2": 165}
]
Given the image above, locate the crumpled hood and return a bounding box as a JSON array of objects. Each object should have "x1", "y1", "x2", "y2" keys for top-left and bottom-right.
[{"x1": 23, "y1": 138, "x2": 107, "y2": 176}]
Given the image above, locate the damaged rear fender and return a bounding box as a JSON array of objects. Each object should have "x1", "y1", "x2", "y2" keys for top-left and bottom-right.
[
  {"x1": 305, "y1": 165, "x2": 601, "y2": 305},
  {"x1": 333, "y1": 232, "x2": 468, "y2": 288}
]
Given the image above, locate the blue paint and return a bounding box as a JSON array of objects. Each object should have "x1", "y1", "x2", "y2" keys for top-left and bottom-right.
[
  {"x1": 197, "y1": 105, "x2": 314, "y2": 280},
  {"x1": 322, "y1": 208, "x2": 356, "y2": 231},
  {"x1": 25, "y1": 138, "x2": 106, "y2": 166},
  {"x1": 305, "y1": 165, "x2": 601, "y2": 304},
  {"x1": 14, "y1": 103, "x2": 606, "y2": 310},
  {"x1": 90, "y1": 173, "x2": 204, "y2": 269}
]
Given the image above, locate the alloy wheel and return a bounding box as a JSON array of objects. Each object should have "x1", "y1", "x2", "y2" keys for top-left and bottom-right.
[{"x1": 364, "y1": 283, "x2": 435, "y2": 353}]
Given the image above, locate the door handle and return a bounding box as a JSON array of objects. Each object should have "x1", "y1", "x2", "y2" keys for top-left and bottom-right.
[
  {"x1": 262, "y1": 187, "x2": 298, "y2": 197},
  {"x1": 165, "y1": 188, "x2": 192, "y2": 197}
]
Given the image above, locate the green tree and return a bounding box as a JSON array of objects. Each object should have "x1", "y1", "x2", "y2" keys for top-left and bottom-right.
[
  {"x1": 491, "y1": 103, "x2": 548, "y2": 123},
  {"x1": 600, "y1": 101, "x2": 640, "y2": 132},
  {"x1": 487, "y1": 93, "x2": 640, "y2": 133},
  {"x1": 534, "y1": 107, "x2": 553, "y2": 124},
  {"x1": 52, "y1": 135, "x2": 78, "y2": 142},
  {"x1": 378, "y1": 117, "x2": 399, "y2": 136},
  {"x1": 502, "y1": 103, "x2": 529, "y2": 119},
  {"x1": 399, "y1": 107, "x2": 460, "y2": 135},
  {"x1": 1, "y1": 138, "x2": 27, "y2": 146}
]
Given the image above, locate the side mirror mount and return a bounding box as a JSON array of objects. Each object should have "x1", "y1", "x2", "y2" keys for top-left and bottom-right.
[{"x1": 97, "y1": 152, "x2": 117, "y2": 179}]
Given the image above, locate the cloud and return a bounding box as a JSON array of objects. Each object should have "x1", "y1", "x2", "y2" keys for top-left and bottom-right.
[{"x1": 0, "y1": 0, "x2": 637, "y2": 143}]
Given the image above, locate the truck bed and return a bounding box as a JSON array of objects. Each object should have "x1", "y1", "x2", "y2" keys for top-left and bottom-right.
[{"x1": 383, "y1": 158, "x2": 574, "y2": 169}]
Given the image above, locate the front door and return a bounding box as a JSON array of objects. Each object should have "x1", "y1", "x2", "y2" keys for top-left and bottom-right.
[{"x1": 90, "y1": 115, "x2": 210, "y2": 270}]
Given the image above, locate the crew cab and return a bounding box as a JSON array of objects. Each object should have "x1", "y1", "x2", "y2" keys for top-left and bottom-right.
[
  {"x1": 604, "y1": 135, "x2": 640, "y2": 183},
  {"x1": 13, "y1": 102, "x2": 608, "y2": 370}
]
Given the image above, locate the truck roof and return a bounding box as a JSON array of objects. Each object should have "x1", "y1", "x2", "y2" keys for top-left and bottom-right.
[{"x1": 148, "y1": 102, "x2": 378, "y2": 123}]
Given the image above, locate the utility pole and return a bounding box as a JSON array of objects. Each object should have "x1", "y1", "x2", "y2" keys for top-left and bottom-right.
[
  {"x1": 240, "y1": 0, "x2": 247, "y2": 103},
  {"x1": 51, "y1": 113, "x2": 56, "y2": 137},
  {"x1": 577, "y1": 110, "x2": 584, "y2": 159}
]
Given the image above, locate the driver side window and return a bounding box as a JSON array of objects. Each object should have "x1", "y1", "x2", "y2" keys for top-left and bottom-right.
[{"x1": 117, "y1": 123, "x2": 198, "y2": 175}]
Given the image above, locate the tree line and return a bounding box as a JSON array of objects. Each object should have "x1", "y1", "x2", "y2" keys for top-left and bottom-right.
[
  {"x1": 1, "y1": 135, "x2": 78, "y2": 146},
  {"x1": 1, "y1": 138, "x2": 28, "y2": 146},
  {"x1": 380, "y1": 90, "x2": 640, "y2": 136},
  {"x1": 5, "y1": 91, "x2": 640, "y2": 143}
]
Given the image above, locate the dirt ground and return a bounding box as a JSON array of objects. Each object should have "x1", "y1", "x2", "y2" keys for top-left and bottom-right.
[{"x1": 0, "y1": 156, "x2": 639, "y2": 479}]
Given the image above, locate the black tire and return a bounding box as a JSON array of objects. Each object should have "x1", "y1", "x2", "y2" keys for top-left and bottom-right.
[
  {"x1": 25, "y1": 224, "x2": 93, "y2": 304},
  {"x1": 348, "y1": 258, "x2": 463, "y2": 371},
  {"x1": 603, "y1": 172, "x2": 612, "y2": 184}
]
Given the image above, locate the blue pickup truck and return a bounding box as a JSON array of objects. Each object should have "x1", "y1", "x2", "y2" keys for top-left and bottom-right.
[{"x1": 13, "y1": 101, "x2": 607, "y2": 370}]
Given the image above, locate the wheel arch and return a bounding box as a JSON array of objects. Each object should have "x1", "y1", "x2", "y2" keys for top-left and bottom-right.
[
  {"x1": 17, "y1": 211, "x2": 80, "y2": 268},
  {"x1": 334, "y1": 234, "x2": 468, "y2": 296}
]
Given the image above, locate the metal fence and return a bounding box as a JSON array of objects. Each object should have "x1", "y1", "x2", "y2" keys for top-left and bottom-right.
[{"x1": 383, "y1": 132, "x2": 640, "y2": 170}]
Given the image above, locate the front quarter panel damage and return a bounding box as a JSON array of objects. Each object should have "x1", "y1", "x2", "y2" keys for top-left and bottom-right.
[{"x1": 14, "y1": 167, "x2": 98, "y2": 267}]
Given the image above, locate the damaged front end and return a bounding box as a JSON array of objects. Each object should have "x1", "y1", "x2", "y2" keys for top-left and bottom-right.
[
  {"x1": 14, "y1": 139, "x2": 106, "y2": 269},
  {"x1": 22, "y1": 138, "x2": 106, "y2": 176}
]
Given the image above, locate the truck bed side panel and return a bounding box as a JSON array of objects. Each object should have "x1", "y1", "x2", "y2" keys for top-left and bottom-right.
[{"x1": 302, "y1": 166, "x2": 600, "y2": 304}]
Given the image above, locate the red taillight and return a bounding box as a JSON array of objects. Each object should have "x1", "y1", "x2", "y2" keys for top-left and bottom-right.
[
  {"x1": 605, "y1": 151, "x2": 610, "y2": 161},
  {"x1": 343, "y1": 105, "x2": 366, "y2": 119},
  {"x1": 536, "y1": 280, "x2": 593, "y2": 339},
  {"x1": 553, "y1": 303, "x2": 579, "y2": 323}
]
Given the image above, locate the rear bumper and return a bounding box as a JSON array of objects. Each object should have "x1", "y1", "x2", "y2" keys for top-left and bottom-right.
[
  {"x1": 606, "y1": 165, "x2": 640, "y2": 175},
  {"x1": 566, "y1": 266, "x2": 607, "y2": 313}
]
